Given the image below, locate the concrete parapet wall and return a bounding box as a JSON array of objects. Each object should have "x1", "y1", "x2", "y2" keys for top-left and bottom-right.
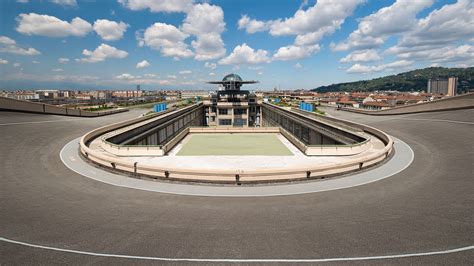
[
  {"x1": 341, "y1": 93, "x2": 474, "y2": 115},
  {"x1": 189, "y1": 127, "x2": 280, "y2": 133},
  {"x1": 0, "y1": 97, "x2": 128, "y2": 117},
  {"x1": 306, "y1": 139, "x2": 371, "y2": 156},
  {"x1": 101, "y1": 141, "x2": 164, "y2": 156}
]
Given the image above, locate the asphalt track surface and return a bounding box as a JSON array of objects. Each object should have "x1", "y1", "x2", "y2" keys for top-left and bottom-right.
[{"x1": 1, "y1": 108, "x2": 473, "y2": 264}]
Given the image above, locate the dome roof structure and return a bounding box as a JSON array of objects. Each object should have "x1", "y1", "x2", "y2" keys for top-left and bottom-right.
[
  {"x1": 222, "y1": 73, "x2": 243, "y2": 82},
  {"x1": 207, "y1": 73, "x2": 257, "y2": 91}
]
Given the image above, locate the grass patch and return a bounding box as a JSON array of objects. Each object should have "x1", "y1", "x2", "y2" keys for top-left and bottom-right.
[{"x1": 177, "y1": 133, "x2": 293, "y2": 156}]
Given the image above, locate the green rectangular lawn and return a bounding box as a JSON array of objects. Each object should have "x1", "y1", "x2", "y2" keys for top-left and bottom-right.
[{"x1": 176, "y1": 133, "x2": 293, "y2": 156}]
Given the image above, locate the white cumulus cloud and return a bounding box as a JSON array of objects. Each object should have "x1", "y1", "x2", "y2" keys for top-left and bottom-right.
[
  {"x1": 204, "y1": 62, "x2": 216, "y2": 70},
  {"x1": 273, "y1": 44, "x2": 320, "y2": 61},
  {"x1": 182, "y1": 3, "x2": 226, "y2": 60},
  {"x1": 235, "y1": 1, "x2": 363, "y2": 60},
  {"x1": 388, "y1": 44, "x2": 474, "y2": 65},
  {"x1": 293, "y1": 62, "x2": 303, "y2": 69},
  {"x1": 50, "y1": 0, "x2": 77, "y2": 6},
  {"x1": 250, "y1": 0, "x2": 363, "y2": 42},
  {"x1": 387, "y1": 0, "x2": 474, "y2": 58},
  {"x1": 136, "y1": 60, "x2": 150, "y2": 68},
  {"x1": 331, "y1": 0, "x2": 434, "y2": 51},
  {"x1": 340, "y1": 49, "x2": 382, "y2": 63},
  {"x1": 238, "y1": 15, "x2": 268, "y2": 34},
  {"x1": 346, "y1": 60, "x2": 413, "y2": 74},
  {"x1": 16, "y1": 13, "x2": 92, "y2": 37},
  {"x1": 219, "y1": 43, "x2": 270, "y2": 65},
  {"x1": 179, "y1": 70, "x2": 192, "y2": 75},
  {"x1": 138, "y1": 22, "x2": 193, "y2": 58},
  {"x1": 58, "y1": 57, "x2": 69, "y2": 63},
  {"x1": 118, "y1": 0, "x2": 193, "y2": 13},
  {"x1": 93, "y1": 19, "x2": 128, "y2": 41},
  {"x1": 76, "y1": 43, "x2": 128, "y2": 63},
  {"x1": 130, "y1": 1, "x2": 226, "y2": 61},
  {"x1": 0, "y1": 36, "x2": 40, "y2": 56},
  {"x1": 115, "y1": 73, "x2": 136, "y2": 80}
]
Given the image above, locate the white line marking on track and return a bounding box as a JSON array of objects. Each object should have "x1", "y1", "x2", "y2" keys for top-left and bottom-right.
[
  {"x1": 1, "y1": 237, "x2": 472, "y2": 262},
  {"x1": 0, "y1": 119, "x2": 80, "y2": 126},
  {"x1": 392, "y1": 118, "x2": 474, "y2": 125}
]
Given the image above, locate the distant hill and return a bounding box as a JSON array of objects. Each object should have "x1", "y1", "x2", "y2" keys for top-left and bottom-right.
[{"x1": 312, "y1": 67, "x2": 474, "y2": 93}]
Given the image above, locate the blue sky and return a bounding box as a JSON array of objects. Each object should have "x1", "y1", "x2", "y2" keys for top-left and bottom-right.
[{"x1": 0, "y1": 0, "x2": 472, "y2": 90}]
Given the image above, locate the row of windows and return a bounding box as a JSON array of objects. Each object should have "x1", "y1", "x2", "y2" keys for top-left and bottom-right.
[{"x1": 217, "y1": 108, "x2": 249, "y2": 115}]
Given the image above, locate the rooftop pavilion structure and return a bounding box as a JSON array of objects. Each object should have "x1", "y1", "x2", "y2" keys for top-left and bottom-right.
[
  {"x1": 205, "y1": 74, "x2": 261, "y2": 127},
  {"x1": 207, "y1": 73, "x2": 258, "y2": 90}
]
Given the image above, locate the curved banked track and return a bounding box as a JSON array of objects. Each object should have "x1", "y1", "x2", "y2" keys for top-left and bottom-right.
[{"x1": 0, "y1": 109, "x2": 473, "y2": 264}]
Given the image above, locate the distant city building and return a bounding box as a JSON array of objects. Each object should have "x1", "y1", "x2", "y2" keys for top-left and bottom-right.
[
  {"x1": 360, "y1": 101, "x2": 391, "y2": 110},
  {"x1": 112, "y1": 90, "x2": 143, "y2": 98},
  {"x1": 163, "y1": 91, "x2": 180, "y2": 101},
  {"x1": 74, "y1": 93, "x2": 92, "y2": 100},
  {"x1": 205, "y1": 74, "x2": 261, "y2": 127},
  {"x1": 427, "y1": 77, "x2": 457, "y2": 96},
  {"x1": 180, "y1": 90, "x2": 210, "y2": 99},
  {"x1": 14, "y1": 92, "x2": 39, "y2": 101},
  {"x1": 36, "y1": 89, "x2": 60, "y2": 99}
]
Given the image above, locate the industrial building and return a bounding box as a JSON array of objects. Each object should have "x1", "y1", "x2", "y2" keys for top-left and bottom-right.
[{"x1": 427, "y1": 77, "x2": 457, "y2": 96}]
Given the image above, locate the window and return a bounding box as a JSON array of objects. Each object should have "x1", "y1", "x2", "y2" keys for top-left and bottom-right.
[
  {"x1": 218, "y1": 108, "x2": 229, "y2": 115},
  {"x1": 166, "y1": 124, "x2": 173, "y2": 139},
  {"x1": 211, "y1": 116, "x2": 216, "y2": 122},
  {"x1": 159, "y1": 128, "x2": 166, "y2": 143},
  {"x1": 219, "y1": 119, "x2": 232, "y2": 125},
  {"x1": 233, "y1": 118, "x2": 246, "y2": 126},
  {"x1": 211, "y1": 107, "x2": 217, "y2": 113},
  {"x1": 234, "y1": 108, "x2": 247, "y2": 115},
  {"x1": 302, "y1": 127, "x2": 310, "y2": 144},
  {"x1": 293, "y1": 124, "x2": 301, "y2": 138}
]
